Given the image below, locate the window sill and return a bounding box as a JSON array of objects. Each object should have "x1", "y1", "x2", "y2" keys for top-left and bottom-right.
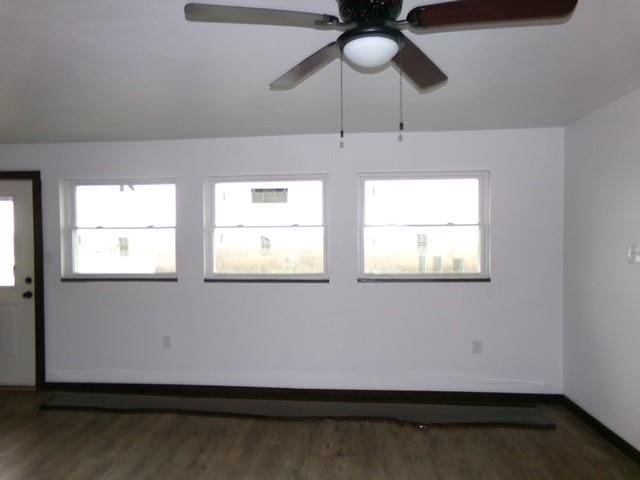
[
  {"x1": 61, "y1": 277, "x2": 178, "y2": 283},
  {"x1": 358, "y1": 277, "x2": 491, "y2": 283},
  {"x1": 204, "y1": 278, "x2": 329, "y2": 284}
]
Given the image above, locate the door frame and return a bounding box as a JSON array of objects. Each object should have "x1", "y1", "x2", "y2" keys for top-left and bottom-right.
[{"x1": 0, "y1": 171, "x2": 44, "y2": 389}]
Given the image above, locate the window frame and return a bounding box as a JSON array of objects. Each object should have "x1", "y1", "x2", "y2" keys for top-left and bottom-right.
[
  {"x1": 204, "y1": 174, "x2": 329, "y2": 282},
  {"x1": 357, "y1": 171, "x2": 491, "y2": 282},
  {"x1": 60, "y1": 178, "x2": 178, "y2": 281}
]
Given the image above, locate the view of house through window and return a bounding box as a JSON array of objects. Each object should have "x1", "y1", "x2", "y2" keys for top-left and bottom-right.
[
  {"x1": 0, "y1": 198, "x2": 15, "y2": 286},
  {"x1": 362, "y1": 175, "x2": 488, "y2": 277},
  {"x1": 208, "y1": 179, "x2": 325, "y2": 276},
  {"x1": 66, "y1": 183, "x2": 176, "y2": 276},
  {"x1": 61, "y1": 176, "x2": 487, "y2": 280}
]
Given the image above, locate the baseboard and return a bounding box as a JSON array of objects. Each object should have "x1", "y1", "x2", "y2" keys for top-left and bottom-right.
[
  {"x1": 44, "y1": 382, "x2": 563, "y2": 405},
  {"x1": 563, "y1": 397, "x2": 640, "y2": 465},
  {"x1": 0, "y1": 386, "x2": 37, "y2": 392}
]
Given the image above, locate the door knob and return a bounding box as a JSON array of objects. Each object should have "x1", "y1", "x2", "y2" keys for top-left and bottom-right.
[
  {"x1": 25, "y1": 276, "x2": 33, "y2": 284},
  {"x1": 22, "y1": 291, "x2": 33, "y2": 299}
]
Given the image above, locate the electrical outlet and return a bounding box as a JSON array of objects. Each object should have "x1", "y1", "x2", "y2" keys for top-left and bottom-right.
[
  {"x1": 162, "y1": 335, "x2": 171, "y2": 349},
  {"x1": 472, "y1": 340, "x2": 483, "y2": 355}
]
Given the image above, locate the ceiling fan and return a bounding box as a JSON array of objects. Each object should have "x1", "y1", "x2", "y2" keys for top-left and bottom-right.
[{"x1": 185, "y1": 0, "x2": 579, "y2": 91}]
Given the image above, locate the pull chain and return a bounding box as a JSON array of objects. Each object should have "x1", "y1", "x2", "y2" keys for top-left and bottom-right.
[
  {"x1": 399, "y1": 68, "x2": 404, "y2": 142},
  {"x1": 340, "y1": 54, "x2": 345, "y2": 147}
]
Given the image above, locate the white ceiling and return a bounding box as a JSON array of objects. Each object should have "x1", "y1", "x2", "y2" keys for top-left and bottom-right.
[{"x1": 1, "y1": 0, "x2": 640, "y2": 143}]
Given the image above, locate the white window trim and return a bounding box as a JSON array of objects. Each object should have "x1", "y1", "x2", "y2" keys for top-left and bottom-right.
[
  {"x1": 60, "y1": 178, "x2": 178, "y2": 280},
  {"x1": 204, "y1": 174, "x2": 329, "y2": 281},
  {"x1": 357, "y1": 171, "x2": 491, "y2": 281}
]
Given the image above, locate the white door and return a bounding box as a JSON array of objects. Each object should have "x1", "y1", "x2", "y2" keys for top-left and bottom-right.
[{"x1": 0, "y1": 180, "x2": 35, "y2": 386}]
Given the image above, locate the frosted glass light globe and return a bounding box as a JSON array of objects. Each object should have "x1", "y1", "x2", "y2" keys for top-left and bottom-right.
[{"x1": 342, "y1": 35, "x2": 400, "y2": 69}]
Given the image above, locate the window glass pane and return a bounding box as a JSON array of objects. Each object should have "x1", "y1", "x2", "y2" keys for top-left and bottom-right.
[
  {"x1": 215, "y1": 181, "x2": 323, "y2": 227},
  {"x1": 364, "y1": 179, "x2": 479, "y2": 226},
  {"x1": 213, "y1": 227, "x2": 324, "y2": 275},
  {"x1": 75, "y1": 184, "x2": 176, "y2": 228},
  {"x1": 363, "y1": 226, "x2": 481, "y2": 275},
  {"x1": 73, "y1": 228, "x2": 175, "y2": 274},
  {"x1": 0, "y1": 199, "x2": 15, "y2": 286}
]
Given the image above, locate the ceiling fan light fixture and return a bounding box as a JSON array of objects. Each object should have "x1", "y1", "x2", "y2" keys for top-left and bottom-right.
[
  {"x1": 337, "y1": 27, "x2": 403, "y2": 69},
  {"x1": 342, "y1": 34, "x2": 400, "y2": 69}
]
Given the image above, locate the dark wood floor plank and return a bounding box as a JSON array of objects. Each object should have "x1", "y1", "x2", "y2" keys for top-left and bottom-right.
[{"x1": 0, "y1": 393, "x2": 637, "y2": 480}]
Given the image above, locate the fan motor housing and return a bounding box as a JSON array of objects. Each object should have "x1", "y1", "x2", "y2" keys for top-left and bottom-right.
[{"x1": 338, "y1": 0, "x2": 403, "y2": 24}]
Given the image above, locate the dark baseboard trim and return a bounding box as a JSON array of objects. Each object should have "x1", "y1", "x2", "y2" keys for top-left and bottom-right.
[
  {"x1": 563, "y1": 397, "x2": 640, "y2": 465},
  {"x1": 44, "y1": 382, "x2": 561, "y2": 405}
]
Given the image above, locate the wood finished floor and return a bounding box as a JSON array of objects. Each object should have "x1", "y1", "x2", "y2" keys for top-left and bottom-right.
[{"x1": 0, "y1": 392, "x2": 638, "y2": 480}]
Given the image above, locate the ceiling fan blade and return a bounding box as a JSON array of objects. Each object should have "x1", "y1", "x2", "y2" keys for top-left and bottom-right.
[
  {"x1": 392, "y1": 35, "x2": 448, "y2": 91},
  {"x1": 407, "y1": 0, "x2": 578, "y2": 31},
  {"x1": 185, "y1": 3, "x2": 341, "y2": 29},
  {"x1": 270, "y1": 43, "x2": 339, "y2": 90}
]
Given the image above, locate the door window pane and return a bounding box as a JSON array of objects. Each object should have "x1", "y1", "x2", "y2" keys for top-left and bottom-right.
[{"x1": 0, "y1": 199, "x2": 15, "y2": 286}]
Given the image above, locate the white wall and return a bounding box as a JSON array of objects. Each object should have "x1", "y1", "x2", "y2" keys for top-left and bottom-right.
[
  {"x1": 565, "y1": 88, "x2": 640, "y2": 449},
  {"x1": 0, "y1": 128, "x2": 564, "y2": 392}
]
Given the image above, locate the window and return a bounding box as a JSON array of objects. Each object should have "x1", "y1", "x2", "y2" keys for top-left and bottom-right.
[
  {"x1": 359, "y1": 172, "x2": 490, "y2": 280},
  {"x1": 205, "y1": 177, "x2": 327, "y2": 280},
  {"x1": 0, "y1": 198, "x2": 15, "y2": 286},
  {"x1": 61, "y1": 180, "x2": 176, "y2": 279}
]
